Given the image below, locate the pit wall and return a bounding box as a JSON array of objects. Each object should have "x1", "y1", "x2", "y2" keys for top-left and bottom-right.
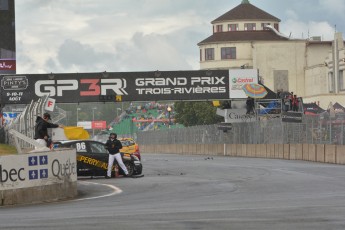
[
  {"x1": 0, "y1": 149, "x2": 77, "y2": 206},
  {"x1": 140, "y1": 144, "x2": 345, "y2": 165}
]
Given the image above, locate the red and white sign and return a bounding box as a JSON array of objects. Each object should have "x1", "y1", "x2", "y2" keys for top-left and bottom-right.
[
  {"x1": 45, "y1": 98, "x2": 56, "y2": 111},
  {"x1": 92, "y1": 121, "x2": 106, "y2": 129},
  {"x1": 0, "y1": 59, "x2": 16, "y2": 71}
]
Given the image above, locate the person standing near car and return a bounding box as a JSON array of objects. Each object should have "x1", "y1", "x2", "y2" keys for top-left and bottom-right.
[
  {"x1": 34, "y1": 112, "x2": 64, "y2": 148},
  {"x1": 105, "y1": 133, "x2": 129, "y2": 178}
]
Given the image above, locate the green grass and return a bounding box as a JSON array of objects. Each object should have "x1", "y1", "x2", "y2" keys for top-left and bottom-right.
[{"x1": 0, "y1": 144, "x2": 17, "y2": 155}]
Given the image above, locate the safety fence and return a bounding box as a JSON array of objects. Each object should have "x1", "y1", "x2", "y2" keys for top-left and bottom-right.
[
  {"x1": 2, "y1": 95, "x2": 66, "y2": 152},
  {"x1": 137, "y1": 116, "x2": 345, "y2": 146}
]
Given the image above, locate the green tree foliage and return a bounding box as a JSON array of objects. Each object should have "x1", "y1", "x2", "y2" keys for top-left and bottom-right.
[{"x1": 174, "y1": 101, "x2": 223, "y2": 127}]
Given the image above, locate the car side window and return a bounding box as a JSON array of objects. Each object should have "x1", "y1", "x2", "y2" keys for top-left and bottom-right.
[{"x1": 89, "y1": 142, "x2": 107, "y2": 154}]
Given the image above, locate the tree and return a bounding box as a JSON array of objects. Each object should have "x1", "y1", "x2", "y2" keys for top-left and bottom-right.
[{"x1": 174, "y1": 101, "x2": 223, "y2": 127}]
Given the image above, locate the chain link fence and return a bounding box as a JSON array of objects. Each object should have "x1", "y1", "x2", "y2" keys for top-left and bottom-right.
[{"x1": 137, "y1": 116, "x2": 345, "y2": 145}]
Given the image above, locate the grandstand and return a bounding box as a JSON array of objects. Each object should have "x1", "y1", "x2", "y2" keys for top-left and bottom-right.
[{"x1": 106, "y1": 102, "x2": 183, "y2": 136}]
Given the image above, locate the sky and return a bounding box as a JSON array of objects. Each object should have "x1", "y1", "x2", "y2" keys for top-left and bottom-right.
[{"x1": 15, "y1": 0, "x2": 345, "y2": 74}]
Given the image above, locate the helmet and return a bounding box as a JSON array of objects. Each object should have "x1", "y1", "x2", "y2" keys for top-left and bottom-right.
[{"x1": 109, "y1": 133, "x2": 117, "y2": 138}]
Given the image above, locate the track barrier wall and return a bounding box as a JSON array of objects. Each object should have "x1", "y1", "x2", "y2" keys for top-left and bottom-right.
[
  {"x1": 140, "y1": 144, "x2": 345, "y2": 165},
  {"x1": 0, "y1": 149, "x2": 77, "y2": 206}
]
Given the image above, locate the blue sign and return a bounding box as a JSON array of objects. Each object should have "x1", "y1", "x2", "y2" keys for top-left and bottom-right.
[
  {"x1": 29, "y1": 170, "x2": 38, "y2": 180},
  {"x1": 39, "y1": 155, "x2": 48, "y2": 165},
  {"x1": 28, "y1": 156, "x2": 38, "y2": 166},
  {"x1": 40, "y1": 169, "x2": 48, "y2": 179}
]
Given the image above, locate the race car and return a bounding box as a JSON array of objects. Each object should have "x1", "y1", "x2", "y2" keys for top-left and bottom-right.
[
  {"x1": 54, "y1": 140, "x2": 143, "y2": 177},
  {"x1": 119, "y1": 137, "x2": 141, "y2": 160}
]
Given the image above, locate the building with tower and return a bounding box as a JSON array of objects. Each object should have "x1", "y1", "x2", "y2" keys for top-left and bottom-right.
[{"x1": 198, "y1": 0, "x2": 345, "y2": 108}]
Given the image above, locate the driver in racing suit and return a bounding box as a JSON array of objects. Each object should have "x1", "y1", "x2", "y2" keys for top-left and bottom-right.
[{"x1": 105, "y1": 133, "x2": 129, "y2": 178}]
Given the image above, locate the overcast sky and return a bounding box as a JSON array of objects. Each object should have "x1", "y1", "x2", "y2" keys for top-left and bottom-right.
[{"x1": 15, "y1": 0, "x2": 345, "y2": 74}]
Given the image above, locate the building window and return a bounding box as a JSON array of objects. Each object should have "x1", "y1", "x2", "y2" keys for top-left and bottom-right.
[
  {"x1": 274, "y1": 23, "x2": 279, "y2": 31},
  {"x1": 261, "y1": 23, "x2": 270, "y2": 30},
  {"x1": 216, "y1": 25, "x2": 223, "y2": 32},
  {"x1": 200, "y1": 49, "x2": 202, "y2": 61},
  {"x1": 221, "y1": 47, "x2": 236, "y2": 59},
  {"x1": 329, "y1": 72, "x2": 334, "y2": 93},
  {"x1": 205, "y1": 48, "x2": 214, "y2": 60},
  {"x1": 244, "y1": 23, "x2": 256, "y2": 31},
  {"x1": 228, "y1": 24, "x2": 238, "y2": 31},
  {"x1": 339, "y1": 70, "x2": 345, "y2": 91}
]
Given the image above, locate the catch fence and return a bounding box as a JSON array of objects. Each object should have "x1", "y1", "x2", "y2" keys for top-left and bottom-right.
[{"x1": 137, "y1": 116, "x2": 345, "y2": 146}]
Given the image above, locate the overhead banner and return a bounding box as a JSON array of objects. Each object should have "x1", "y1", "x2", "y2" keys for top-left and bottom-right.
[{"x1": 0, "y1": 69, "x2": 258, "y2": 104}]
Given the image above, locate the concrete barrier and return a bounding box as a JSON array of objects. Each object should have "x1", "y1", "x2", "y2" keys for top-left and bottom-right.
[
  {"x1": 140, "y1": 143, "x2": 344, "y2": 165},
  {"x1": 0, "y1": 149, "x2": 77, "y2": 206}
]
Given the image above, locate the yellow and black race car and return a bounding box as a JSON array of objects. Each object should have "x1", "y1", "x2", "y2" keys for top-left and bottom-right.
[
  {"x1": 119, "y1": 137, "x2": 141, "y2": 160},
  {"x1": 54, "y1": 140, "x2": 142, "y2": 177}
]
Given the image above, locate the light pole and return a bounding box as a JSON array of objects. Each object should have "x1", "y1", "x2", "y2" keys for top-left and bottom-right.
[
  {"x1": 76, "y1": 107, "x2": 81, "y2": 125},
  {"x1": 167, "y1": 106, "x2": 172, "y2": 128},
  {"x1": 92, "y1": 107, "x2": 97, "y2": 137}
]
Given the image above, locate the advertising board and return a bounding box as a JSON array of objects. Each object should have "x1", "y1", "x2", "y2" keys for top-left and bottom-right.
[
  {"x1": 229, "y1": 69, "x2": 258, "y2": 99},
  {"x1": 0, "y1": 150, "x2": 77, "y2": 190},
  {"x1": 0, "y1": 69, "x2": 259, "y2": 104}
]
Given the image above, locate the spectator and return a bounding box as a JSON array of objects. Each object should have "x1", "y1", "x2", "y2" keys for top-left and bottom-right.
[
  {"x1": 292, "y1": 95, "x2": 299, "y2": 111},
  {"x1": 34, "y1": 112, "x2": 64, "y2": 148},
  {"x1": 284, "y1": 95, "x2": 290, "y2": 111},
  {"x1": 246, "y1": 97, "x2": 255, "y2": 114},
  {"x1": 288, "y1": 92, "x2": 294, "y2": 110}
]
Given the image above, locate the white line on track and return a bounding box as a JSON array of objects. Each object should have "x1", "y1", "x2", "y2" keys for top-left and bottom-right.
[{"x1": 73, "y1": 181, "x2": 122, "y2": 202}]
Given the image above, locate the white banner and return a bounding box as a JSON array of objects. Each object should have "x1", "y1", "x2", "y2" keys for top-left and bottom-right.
[
  {"x1": 0, "y1": 150, "x2": 77, "y2": 190},
  {"x1": 77, "y1": 121, "x2": 92, "y2": 129},
  {"x1": 229, "y1": 69, "x2": 258, "y2": 99},
  {"x1": 217, "y1": 108, "x2": 256, "y2": 123}
]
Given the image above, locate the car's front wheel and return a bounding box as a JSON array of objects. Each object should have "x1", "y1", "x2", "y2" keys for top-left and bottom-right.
[{"x1": 124, "y1": 162, "x2": 134, "y2": 177}]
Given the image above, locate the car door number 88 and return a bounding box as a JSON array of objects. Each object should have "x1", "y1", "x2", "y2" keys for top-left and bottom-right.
[{"x1": 76, "y1": 142, "x2": 87, "y2": 152}]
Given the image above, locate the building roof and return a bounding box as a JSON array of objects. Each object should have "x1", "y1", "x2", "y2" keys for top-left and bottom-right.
[
  {"x1": 212, "y1": 1, "x2": 280, "y2": 23},
  {"x1": 198, "y1": 31, "x2": 289, "y2": 45}
]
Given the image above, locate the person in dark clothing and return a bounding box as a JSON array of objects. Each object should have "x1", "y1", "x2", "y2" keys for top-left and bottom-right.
[
  {"x1": 105, "y1": 133, "x2": 128, "y2": 178},
  {"x1": 34, "y1": 112, "x2": 64, "y2": 148},
  {"x1": 246, "y1": 97, "x2": 255, "y2": 114},
  {"x1": 292, "y1": 95, "x2": 299, "y2": 112}
]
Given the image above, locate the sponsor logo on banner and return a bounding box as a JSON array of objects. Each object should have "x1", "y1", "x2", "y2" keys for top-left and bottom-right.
[
  {"x1": 1, "y1": 76, "x2": 28, "y2": 90},
  {"x1": 229, "y1": 69, "x2": 258, "y2": 99},
  {"x1": 92, "y1": 121, "x2": 107, "y2": 129},
  {"x1": 221, "y1": 109, "x2": 256, "y2": 123},
  {"x1": 0, "y1": 59, "x2": 16, "y2": 71}
]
